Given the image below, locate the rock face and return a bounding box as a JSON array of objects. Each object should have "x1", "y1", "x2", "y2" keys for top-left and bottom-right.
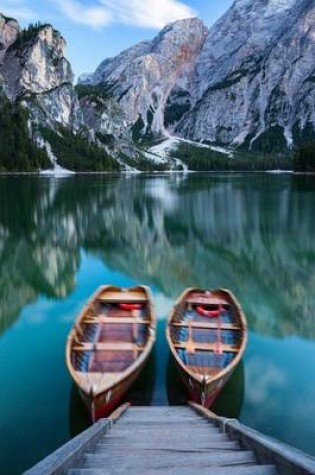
[
  {"x1": 177, "y1": 0, "x2": 315, "y2": 151},
  {"x1": 80, "y1": 0, "x2": 315, "y2": 152},
  {"x1": 0, "y1": 14, "x2": 20, "y2": 63},
  {"x1": 0, "y1": 14, "x2": 20, "y2": 88},
  {"x1": 2, "y1": 26, "x2": 72, "y2": 98},
  {"x1": 79, "y1": 18, "x2": 208, "y2": 139},
  {"x1": 0, "y1": 22, "x2": 82, "y2": 130}
]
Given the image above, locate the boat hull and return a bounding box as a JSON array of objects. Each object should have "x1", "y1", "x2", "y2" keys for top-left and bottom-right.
[
  {"x1": 79, "y1": 356, "x2": 148, "y2": 421},
  {"x1": 175, "y1": 359, "x2": 233, "y2": 408}
]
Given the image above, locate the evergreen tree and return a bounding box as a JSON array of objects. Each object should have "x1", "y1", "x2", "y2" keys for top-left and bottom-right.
[
  {"x1": 294, "y1": 142, "x2": 315, "y2": 172},
  {"x1": 0, "y1": 97, "x2": 50, "y2": 171}
]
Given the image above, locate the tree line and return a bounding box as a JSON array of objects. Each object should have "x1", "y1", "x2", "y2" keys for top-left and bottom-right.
[
  {"x1": 0, "y1": 97, "x2": 50, "y2": 171},
  {"x1": 294, "y1": 142, "x2": 315, "y2": 172}
]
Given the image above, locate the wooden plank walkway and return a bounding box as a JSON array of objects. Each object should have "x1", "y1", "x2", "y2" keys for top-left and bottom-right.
[{"x1": 25, "y1": 404, "x2": 315, "y2": 475}]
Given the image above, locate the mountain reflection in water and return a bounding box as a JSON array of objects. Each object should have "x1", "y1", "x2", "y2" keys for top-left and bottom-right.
[
  {"x1": 0, "y1": 174, "x2": 314, "y2": 338},
  {"x1": 0, "y1": 174, "x2": 315, "y2": 474}
]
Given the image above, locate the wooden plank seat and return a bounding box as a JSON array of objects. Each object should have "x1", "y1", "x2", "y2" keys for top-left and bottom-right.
[
  {"x1": 186, "y1": 297, "x2": 230, "y2": 306},
  {"x1": 174, "y1": 342, "x2": 239, "y2": 353},
  {"x1": 98, "y1": 290, "x2": 148, "y2": 303},
  {"x1": 83, "y1": 317, "x2": 151, "y2": 325},
  {"x1": 72, "y1": 342, "x2": 145, "y2": 352},
  {"x1": 171, "y1": 321, "x2": 241, "y2": 331},
  {"x1": 98, "y1": 298, "x2": 148, "y2": 303}
]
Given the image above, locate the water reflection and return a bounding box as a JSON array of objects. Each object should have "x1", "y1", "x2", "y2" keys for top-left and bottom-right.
[
  {"x1": 1, "y1": 174, "x2": 315, "y2": 474},
  {"x1": 126, "y1": 353, "x2": 155, "y2": 407},
  {"x1": 212, "y1": 361, "x2": 245, "y2": 419},
  {"x1": 1, "y1": 174, "x2": 315, "y2": 339},
  {"x1": 68, "y1": 385, "x2": 90, "y2": 439}
]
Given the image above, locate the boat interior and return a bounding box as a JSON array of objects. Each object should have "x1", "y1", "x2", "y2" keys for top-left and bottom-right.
[
  {"x1": 71, "y1": 287, "x2": 152, "y2": 375},
  {"x1": 169, "y1": 290, "x2": 244, "y2": 378}
]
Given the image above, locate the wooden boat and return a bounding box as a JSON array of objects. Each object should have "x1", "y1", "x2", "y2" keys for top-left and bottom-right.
[
  {"x1": 166, "y1": 288, "x2": 247, "y2": 408},
  {"x1": 66, "y1": 285, "x2": 155, "y2": 422}
]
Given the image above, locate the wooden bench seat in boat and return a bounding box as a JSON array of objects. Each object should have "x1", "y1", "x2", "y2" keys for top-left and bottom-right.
[
  {"x1": 84, "y1": 316, "x2": 151, "y2": 325},
  {"x1": 98, "y1": 290, "x2": 148, "y2": 303},
  {"x1": 186, "y1": 296, "x2": 230, "y2": 306},
  {"x1": 171, "y1": 321, "x2": 241, "y2": 331},
  {"x1": 72, "y1": 342, "x2": 145, "y2": 352},
  {"x1": 174, "y1": 342, "x2": 239, "y2": 353}
]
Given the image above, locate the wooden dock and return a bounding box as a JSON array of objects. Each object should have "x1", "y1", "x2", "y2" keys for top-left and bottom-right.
[{"x1": 24, "y1": 403, "x2": 315, "y2": 475}]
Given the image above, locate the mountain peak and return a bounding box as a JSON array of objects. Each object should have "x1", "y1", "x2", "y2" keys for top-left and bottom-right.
[
  {"x1": 160, "y1": 16, "x2": 207, "y2": 32},
  {"x1": 0, "y1": 12, "x2": 20, "y2": 63}
]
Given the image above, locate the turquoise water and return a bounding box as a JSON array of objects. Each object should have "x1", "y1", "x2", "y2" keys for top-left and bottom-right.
[{"x1": 0, "y1": 174, "x2": 314, "y2": 474}]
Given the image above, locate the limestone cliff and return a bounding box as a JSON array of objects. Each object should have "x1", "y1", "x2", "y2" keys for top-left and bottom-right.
[
  {"x1": 2, "y1": 0, "x2": 315, "y2": 171},
  {"x1": 81, "y1": 0, "x2": 315, "y2": 153},
  {"x1": 79, "y1": 18, "x2": 208, "y2": 141}
]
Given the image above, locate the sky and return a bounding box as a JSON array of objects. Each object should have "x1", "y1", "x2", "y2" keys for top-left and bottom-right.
[{"x1": 1, "y1": 0, "x2": 234, "y2": 80}]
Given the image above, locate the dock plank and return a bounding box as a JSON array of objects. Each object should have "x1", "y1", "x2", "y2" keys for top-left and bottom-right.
[
  {"x1": 83, "y1": 451, "x2": 257, "y2": 468},
  {"x1": 94, "y1": 441, "x2": 241, "y2": 452},
  {"x1": 69, "y1": 467, "x2": 278, "y2": 475},
  {"x1": 26, "y1": 405, "x2": 295, "y2": 475}
]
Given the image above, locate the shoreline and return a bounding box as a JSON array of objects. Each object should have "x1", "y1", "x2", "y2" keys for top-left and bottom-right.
[{"x1": 0, "y1": 169, "x2": 310, "y2": 177}]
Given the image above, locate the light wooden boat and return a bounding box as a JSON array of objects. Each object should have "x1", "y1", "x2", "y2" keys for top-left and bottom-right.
[
  {"x1": 66, "y1": 285, "x2": 155, "y2": 422},
  {"x1": 166, "y1": 288, "x2": 247, "y2": 408}
]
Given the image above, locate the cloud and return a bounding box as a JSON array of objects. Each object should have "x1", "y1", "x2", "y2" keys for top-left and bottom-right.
[
  {"x1": 52, "y1": 0, "x2": 112, "y2": 28},
  {"x1": 1, "y1": 2, "x2": 38, "y2": 22},
  {"x1": 50, "y1": 0, "x2": 196, "y2": 29},
  {"x1": 101, "y1": 0, "x2": 197, "y2": 29},
  {"x1": 246, "y1": 357, "x2": 286, "y2": 405}
]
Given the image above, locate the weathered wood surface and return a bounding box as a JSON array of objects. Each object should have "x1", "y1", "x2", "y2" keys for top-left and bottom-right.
[
  {"x1": 173, "y1": 341, "x2": 240, "y2": 352},
  {"x1": 68, "y1": 468, "x2": 277, "y2": 475},
  {"x1": 66, "y1": 406, "x2": 276, "y2": 474},
  {"x1": 190, "y1": 402, "x2": 315, "y2": 475},
  {"x1": 23, "y1": 419, "x2": 111, "y2": 475},
  {"x1": 171, "y1": 321, "x2": 242, "y2": 330},
  {"x1": 24, "y1": 404, "x2": 315, "y2": 475}
]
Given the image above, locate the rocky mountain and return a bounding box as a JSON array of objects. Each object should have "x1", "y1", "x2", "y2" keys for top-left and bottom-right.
[
  {"x1": 0, "y1": 14, "x2": 19, "y2": 60},
  {"x1": 81, "y1": 0, "x2": 315, "y2": 155},
  {"x1": 1, "y1": 0, "x2": 315, "y2": 172},
  {"x1": 80, "y1": 18, "x2": 207, "y2": 138},
  {"x1": 1, "y1": 22, "x2": 81, "y2": 127},
  {"x1": 177, "y1": 0, "x2": 315, "y2": 152},
  {"x1": 0, "y1": 15, "x2": 140, "y2": 172},
  {"x1": 0, "y1": 14, "x2": 19, "y2": 89}
]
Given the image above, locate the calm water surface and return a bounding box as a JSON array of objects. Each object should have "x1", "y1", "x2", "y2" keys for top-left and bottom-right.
[{"x1": 0, "y1": 174, "x2": 315, "y2": 474}]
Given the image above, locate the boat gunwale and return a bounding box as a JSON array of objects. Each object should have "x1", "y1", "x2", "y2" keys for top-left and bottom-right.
[
  {"x1": 66, "y1": 284, "x2": 156, "y2": 397},
  {"x1": 166, "y1": 287, "x2": 248, "y2": 385}
]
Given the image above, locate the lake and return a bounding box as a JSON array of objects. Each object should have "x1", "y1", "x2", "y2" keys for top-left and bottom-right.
[{"x1": 0, "y1": 173, "x2": 314, "y2": 474}]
